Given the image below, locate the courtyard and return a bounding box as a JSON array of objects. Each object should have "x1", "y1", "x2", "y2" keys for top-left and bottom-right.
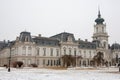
[{"x1": 0, "y1": 67, "x2": 120, "y2": 80}]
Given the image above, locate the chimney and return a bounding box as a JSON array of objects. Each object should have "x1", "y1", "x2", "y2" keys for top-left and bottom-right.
[
  {"x1": 8, "y1": 40, "x2": 10, "y2": 43},
  {"x1": 3, "y1": 40, "x2": 6, "y2": 43},
  {"x1": 38, "y1": 34, "x2": 41, "y2": 37},
  {"x1": 85, "y1": 39, "x2": 88, "y2": 42},
  {"x1": 16, "y1": 37, "x2": 19, "y2": 41}
]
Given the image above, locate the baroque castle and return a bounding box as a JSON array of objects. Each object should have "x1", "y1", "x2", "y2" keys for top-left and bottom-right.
[{"x1": 0, "y1": 10, "x2": 120, "y2": 67}]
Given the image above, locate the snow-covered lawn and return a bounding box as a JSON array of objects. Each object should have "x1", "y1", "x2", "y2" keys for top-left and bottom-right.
[{"x1": 0, "y1": 67, "x2": 120, "y2": 80}]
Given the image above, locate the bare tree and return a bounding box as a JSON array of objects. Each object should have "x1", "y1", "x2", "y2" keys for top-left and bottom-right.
[
  {"x1": 61, "y1": 55, "x2": 76, "y2": 68},
  {"x1": 93, "y1": 52, "x2": 104, "y2": 67}
]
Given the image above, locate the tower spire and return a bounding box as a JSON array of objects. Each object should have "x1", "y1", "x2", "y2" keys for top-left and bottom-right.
[
  {"x1": 95, "y1": 8, "x2": 104, "y2": 24},
  {"x1": 98, "y1": 7, "x2": 101, "y2": 18}
]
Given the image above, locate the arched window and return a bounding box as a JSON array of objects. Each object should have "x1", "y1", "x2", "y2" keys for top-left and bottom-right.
[
  {"x1": 43, "y1": 48, "x2": 46, "y2": 56},
  {"x1": 74, "y1": 48, "x2": 77, "y2": 56},
  {"x1": 69, "y1": 48, "x2": 71, "y2": 55},
  {"x1": 102, "y1": 27, "x2": 104, "y2": 32},
  {"x1": 103, "y1": 42, "x2": 106, "y2": 48},
  {"x1": 37, "y1": 48, "x2": 40, "y2": 55},
  {"x1": 96, "y1": 27, "x2": 98, "y2": 33},
  {"x1": 63, "y1": 47, "x2": 66, "y2": 55}
]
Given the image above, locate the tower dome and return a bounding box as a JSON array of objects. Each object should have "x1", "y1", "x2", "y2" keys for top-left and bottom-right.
[
  {"x1": 19, "y1": 31, "x2": 33, "y2": 42},
  {"x1": 111, "y1": 43, "x2": 120, "y2": 50},
  {"x1": 95, "y1": 10, "x2": 104, "y2": 24}
]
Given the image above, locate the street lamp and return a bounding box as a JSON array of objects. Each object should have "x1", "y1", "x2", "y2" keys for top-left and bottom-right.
[
  {"x1": 118, "y1": 58, "x2": 120, "y2": 72},
  {"x1": 8, "y1": 42, "x2": 12, "y2": 72}
]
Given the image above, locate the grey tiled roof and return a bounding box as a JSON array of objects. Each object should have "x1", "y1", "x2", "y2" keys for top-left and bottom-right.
[
  {"x1": 0, "y1": 41, "x2": 15, "y2": 50},
  {"x1": 50, "y1": 32, "x2": 75, "y2": 42},
  {"x1": 33, "y1": 37, "x2": 59, "y2": 46},
  {"x1": 0, "y1": 31, "x2": 97, "y2": 49},
  {"x1": 111, "y1": 43, "x2": 120, "y2": 50},
  {"x1": 0, "y1": 41, "x2": 6, "y2": 50},
  {"x1": 78, "y1": 40, "x2": 96, "y2": 49}
]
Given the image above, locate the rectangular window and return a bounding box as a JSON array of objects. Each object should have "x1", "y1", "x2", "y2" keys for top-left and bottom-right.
[
  {"x1": 28, "y1": 59, "x2": 31, "y2": 65},
  {"x1": 84, "y1": 50, "x2": 86, "y2": 58},
  {"x1": 37, "y1": 48, "x2": 40, "y2": 55},
  {"x1": 79, "y1": 50, "x2": 81, "y2": 56},
  {"x1": 56, "y1": 49, "x2": 59, "y2": 56},
  {"x1": 37, "y1": 59, "x2": 39, "y2": 65},
  {"x1": 47, "y1": 60, "x2": 50, "y2": 66},
  {"x1": 50, "y1": 48, "x2": 53, "y2": 56},
  {"x1": 15, "y1": 47, "x2": 18, "y2": 55},
  {"x1": 28, "y1": 47, "x2": 32, "y2": 55},
  {"x1": 43, "y1": 59, "x2": 45, "y2": 65},
  {"x1": 22, "y1": 46, "x2": 26, "y2": 55},
  {"x1": 43, "y1": 48, "x2": 46, "y2": 56},
  {"x1": 89, "y1": 51, "x2": 91, "y2": 58},
  {"x1": 22, "y1": 59, "x2": 25, "y2": 64},
  {"x1": 11, "y1": 49, "x2": 14, "y2": 56}
]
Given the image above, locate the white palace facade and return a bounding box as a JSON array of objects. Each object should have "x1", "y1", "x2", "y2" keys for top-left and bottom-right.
[{"x1": 0, "y1": 11, "x2": 120, "y2": 67}]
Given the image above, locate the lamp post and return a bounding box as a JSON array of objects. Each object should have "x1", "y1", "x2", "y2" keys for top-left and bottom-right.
[
  {"x1": 118, "y1": 58, "x2": 120, "y2": 72},
  {"x1": 8, "y1": 42, "x2": 11, "y2": 72},
  {"x1": 76, "y1": 54, "x2": 77, "y2": 67}
]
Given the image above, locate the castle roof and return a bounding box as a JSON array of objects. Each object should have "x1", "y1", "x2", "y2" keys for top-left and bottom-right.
[{"x1": 50, "y1": 32, "x2": 75, "y2": 42}]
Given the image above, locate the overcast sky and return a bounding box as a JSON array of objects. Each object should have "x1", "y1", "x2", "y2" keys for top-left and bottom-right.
[{"x1": 0, "y1": 0, "x2": 120, "y2": 45}]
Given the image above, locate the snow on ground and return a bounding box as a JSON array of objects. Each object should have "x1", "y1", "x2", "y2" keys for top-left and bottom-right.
[{"x1": 0, "y1": 67, "x2": 120, "y2": 80}]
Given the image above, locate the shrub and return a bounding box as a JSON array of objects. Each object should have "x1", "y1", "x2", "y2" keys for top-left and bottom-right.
[
  {"x1": 30, "y1": 63, "x2": 38, "y2": 67},
  {"x1": 17, "y1": 61, "x2": 23, "y2": 68},
  {"x1": 3, "y1": 64, "x2": 8, "y2": 68},
  {"x1": 12, "y1": 61, "x2": 23, "y2": 68}
]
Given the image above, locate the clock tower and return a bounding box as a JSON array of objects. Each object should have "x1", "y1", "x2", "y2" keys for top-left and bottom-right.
[{"x1": 92, "y1": 10, "x2": 109, "y2": 49}]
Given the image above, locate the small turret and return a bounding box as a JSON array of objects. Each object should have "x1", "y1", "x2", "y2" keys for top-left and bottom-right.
[{"x1": 19, "y1": 31, "x2": 33, "y2": 42}]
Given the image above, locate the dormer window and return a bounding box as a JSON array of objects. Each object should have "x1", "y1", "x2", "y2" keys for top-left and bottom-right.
[
  {"x1": 25, "y1": 36, "x2": 29, "y2": 42},
  {"x1": 67, "y1": 36, "x2": 72, "y2": 42},
  {"x1": 103, "y1": 42, "x2": 106, "y2": 48}
]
